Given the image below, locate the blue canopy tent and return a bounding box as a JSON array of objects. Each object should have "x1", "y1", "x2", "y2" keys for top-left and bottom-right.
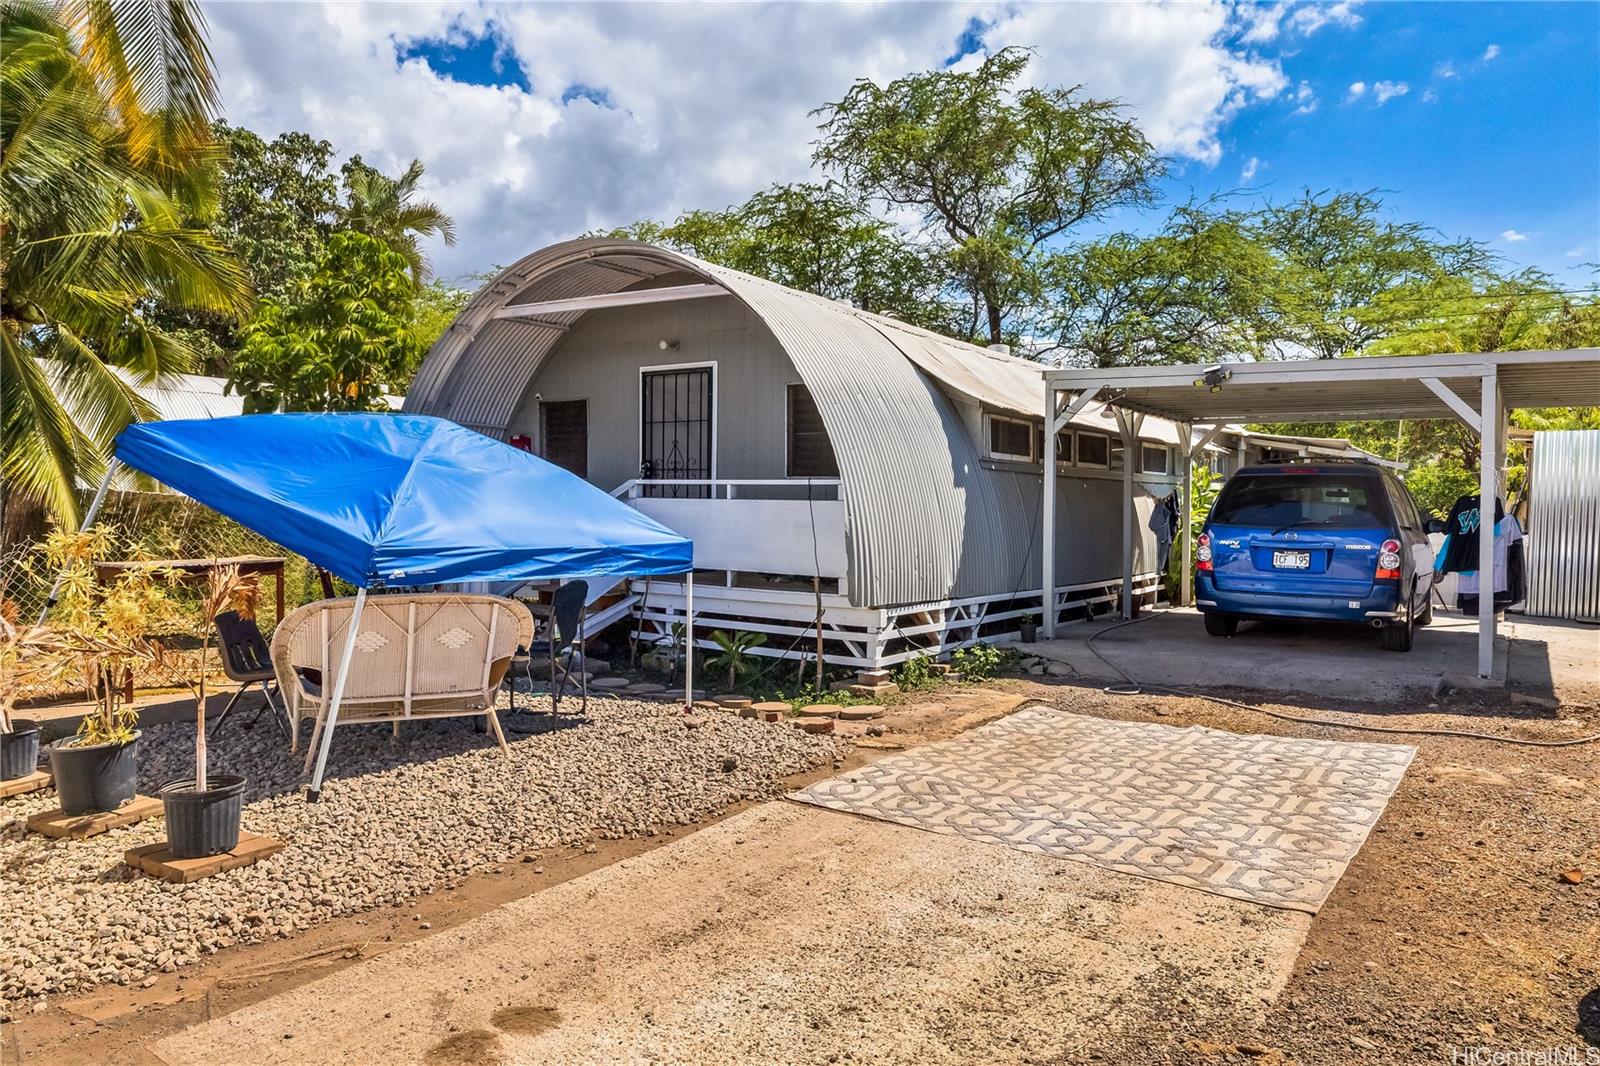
[{"x1": 47, "y1": 413, "x2": 695, "y2": 799}]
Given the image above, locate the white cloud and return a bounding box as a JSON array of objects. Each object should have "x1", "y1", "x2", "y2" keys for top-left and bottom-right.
[
  {"x1": 1346, "y1": 81, "x2": 1367, "y2": 101},
  {"x1": 1372, "y1": 80, "x2": 1409, "y2": 104},
  {"x1": 1565, "y1": 246, "x2": 1588, "y2": 259},
  {"x1": 1236, "y1": 1, "x2": 1362, "y2": 44},
  {"x1": 1483, "y1": 43, "x2": 1501, "y2": 61},
  {"x1": 1239, "y1": 156, "x2": 1261, "y2": 182},
  {"x1": 1501, "y1": 229, "x2": 1529, "y2": 242},
  {"x1": 1434, "y1": 60, "x2": 1457, "y2": 79},
  {"x1": 203, "y1": 2, "x2": 1293, "y2": 277},
  {"x1": 1289, "y1": 80, "x2": 1318, "y2": 114},
  {"x1": 1422, "y1": 88, "x2": 1439, "y2": 103}
]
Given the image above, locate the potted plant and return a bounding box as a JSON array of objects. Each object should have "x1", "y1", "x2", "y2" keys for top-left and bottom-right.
[
  {"x1": 161, "y1": 565, "x2": 255, "y2": 858},
  {"x1": 28, "y1": 529, "x2": 174, "y2": 814},
  {"x1": 1019, "y1": 611, "x2": 1039, "y2": 643},
  {"x1": 0, "y1": 617, "x2": 43, "y2": 781}
]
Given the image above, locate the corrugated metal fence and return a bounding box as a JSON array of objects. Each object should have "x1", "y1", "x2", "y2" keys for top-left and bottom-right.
[{"x1": 1525, "y1": 429, "x2": 1600, "y2": 621}]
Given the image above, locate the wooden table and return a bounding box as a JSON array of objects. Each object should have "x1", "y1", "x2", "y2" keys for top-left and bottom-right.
[{"x1": 94, "y1": 555, "x2": 288, "y2": 622}]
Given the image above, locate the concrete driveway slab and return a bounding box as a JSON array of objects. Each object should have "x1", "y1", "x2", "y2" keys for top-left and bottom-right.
[{"x1": 154, "y1": 803, "x2": 1309, "y2": 1066}]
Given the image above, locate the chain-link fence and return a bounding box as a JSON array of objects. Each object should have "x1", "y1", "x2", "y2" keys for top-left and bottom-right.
[{"x1": 1, "y1": 490, "x2": 327, "y2": 705}]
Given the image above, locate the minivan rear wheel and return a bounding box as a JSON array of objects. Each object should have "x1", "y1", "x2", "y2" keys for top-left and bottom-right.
[
  {"x1": 1380, "y1": 615, "x2": 1414, "y2": 652},
  {"x1": 1203, "y1": 613, "x2": 1238, "y2": 637}
]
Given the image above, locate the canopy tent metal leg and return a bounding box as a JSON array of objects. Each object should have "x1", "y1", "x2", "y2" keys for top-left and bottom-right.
[
  {"x1": 36, "y1": 459, "x2": 121, "y2": 625},
  {"x1": 1478, "y1": 368, "x2": 1500, "y2": 678},
  {"x1": 683, "y1": 570, "x2": 695, "y2": 709},
  {"x1": 306, "y1": 587, "x2": 368, "y2": 802}
]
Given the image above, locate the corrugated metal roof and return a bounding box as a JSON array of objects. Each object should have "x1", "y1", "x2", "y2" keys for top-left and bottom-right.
[{"x1": 403, "y1": 239, "x2": 1181, "y2": 607}]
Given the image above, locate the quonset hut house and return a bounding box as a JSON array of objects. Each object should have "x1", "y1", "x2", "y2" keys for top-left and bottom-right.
[{"x1": 406, "y1": 238, "x2": 1377, "y2": 671}]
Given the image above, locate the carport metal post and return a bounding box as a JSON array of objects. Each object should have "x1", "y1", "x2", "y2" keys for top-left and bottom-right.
[
  {"x1": 1042, "y1": 384, "x2": 1105, "y2": 639},
  {"x1": 1114, "y1": 410, "x2": 1144, "y2": 619},
  {"x1": 1179, "y1": 424, "x2": 1193, "y2": 608},
  {"x1": 1477, "y1": 366, "x2": 1500, "y2": 678}
]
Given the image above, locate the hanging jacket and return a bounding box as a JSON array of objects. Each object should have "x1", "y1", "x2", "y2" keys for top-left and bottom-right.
[{"x1": 1436, "y1": 494, "x2": 1506, "y2": 575}]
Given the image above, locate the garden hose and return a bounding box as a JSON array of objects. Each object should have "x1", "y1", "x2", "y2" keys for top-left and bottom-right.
[{"x1": 1080, "y1": 612, "x2": 1600, "y2": 748}]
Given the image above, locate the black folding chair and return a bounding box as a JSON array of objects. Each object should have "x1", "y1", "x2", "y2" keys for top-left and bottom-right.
[
  {"x1": 210, "y1": 610, "x2": 289, "y2": 739},
  {"x1": 522, "y1": 580, "x2": 588, "y2": 715}
]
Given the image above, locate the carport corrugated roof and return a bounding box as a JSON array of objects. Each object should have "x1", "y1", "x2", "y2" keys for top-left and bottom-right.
[
  {"x1": 1039, "y1": 346, "x2": 1600, "y2": 680},
  {"x1": 1042, "y1": 349, "x2": 1600, "y2": 424}
]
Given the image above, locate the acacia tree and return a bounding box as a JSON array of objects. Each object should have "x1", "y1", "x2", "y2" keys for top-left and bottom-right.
[
  {"x1": 1251, "y1": 190, "x2": 1493, "y2": 360},
  {"x1": 227, "y1": 231, "x2": 420, "y2": 412},
  {"x1": 812, "y1": 46, "x2": 1164, "y2": 346},
  {"x1": 611, "y1": 182, "x2": 958, "y2": 334},
  {"x1": 1040, "y1": 202, "x2": 1279, "y2": 367}
]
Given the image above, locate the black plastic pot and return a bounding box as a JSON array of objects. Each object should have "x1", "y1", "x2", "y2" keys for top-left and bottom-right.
[
  {"x1": 1019, "y1": 621, "x2": 1039, "y2": 643},
  {"x1": 49, "y1": 733, "x2": 139, "y2": 815},
  {"x1": 160, "y1": 775, "x2": 245, "y2": 859},
  {"x1": 2, "y1": 719, "x2": 43, "y2": 780}
]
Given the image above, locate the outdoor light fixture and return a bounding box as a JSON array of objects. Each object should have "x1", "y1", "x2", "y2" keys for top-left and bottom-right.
[
  {"x1": 1193, "y1": 365, "x2": 1232, "y2": 392},
  {"x1": 658, "y1": 339, "x2": 679, "y2": 351}
]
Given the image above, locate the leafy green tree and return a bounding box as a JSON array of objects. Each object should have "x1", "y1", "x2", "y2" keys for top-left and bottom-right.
[
  {"x1": 610, "y1": 182, "x2": 959, "y2": 334},
  {"x1": 1040, "y1": 203, "x2": 1278, "y2": 367},
  {"x1": 1, "y1": 0, "x2": 250, "y2": 524},
  {"x1": 342, "y1": 157, "x2": 456, "y2": 284},
  {"x1": 227, "y1": 232, "x2": 419, "y2": 412},
  {"x1": 813, "y1": 46, "x2": 1163, "y2": 346},
  {"x1": 1251, "y1": 190, "x2": 1493, "y2": 360}
]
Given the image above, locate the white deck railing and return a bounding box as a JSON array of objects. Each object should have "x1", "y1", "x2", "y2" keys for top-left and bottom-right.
[{"x1": 611, "y1": 478, "x2": 847, "y2": 579}]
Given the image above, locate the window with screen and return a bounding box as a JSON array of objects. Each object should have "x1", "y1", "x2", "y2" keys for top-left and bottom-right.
[
  {"x1": 988, "y1": 415, "x2": 1035, "y2": 461},
  {"x1": 1076, "y1": 432, "x2": 1109, "y2": 467},
  {"x1": 787, "y1": 383, "x2": 839, "y2": 477},
  {"x1": 1140, "y1": 443, "x2": 1171, "y2": 475}
]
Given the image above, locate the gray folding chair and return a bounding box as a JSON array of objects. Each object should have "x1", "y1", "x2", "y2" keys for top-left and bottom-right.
[
  {"x1": 210, "y1": 610, "x2": 288, "y2": 738},
  {"x1": 522, "y1": 580, "x2": 588, "y2": 714}
]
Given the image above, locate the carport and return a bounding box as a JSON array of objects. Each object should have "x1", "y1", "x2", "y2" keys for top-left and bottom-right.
[{"x1": 1040, "y1": 348, "x2": 1600, "y2": 677}]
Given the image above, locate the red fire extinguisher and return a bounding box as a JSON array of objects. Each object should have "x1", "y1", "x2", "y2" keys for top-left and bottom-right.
[{"x1": 509, "y1": 434, "x2": 532, "y2": 452}]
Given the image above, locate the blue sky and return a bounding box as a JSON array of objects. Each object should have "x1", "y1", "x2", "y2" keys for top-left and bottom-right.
[
  {"x1": 1175, "y1": 1, "x2": 1599, "y2": 282},
  {"x1": 205, "y1": 2, "x2": 1599, "y2": 285}
]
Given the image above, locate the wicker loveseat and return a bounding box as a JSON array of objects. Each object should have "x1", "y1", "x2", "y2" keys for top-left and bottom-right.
[{"x1": 271, "y1": 593, "x2": 534, "y2": 759}]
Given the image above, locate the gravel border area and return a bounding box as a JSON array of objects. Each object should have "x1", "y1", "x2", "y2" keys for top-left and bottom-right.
[{"x1": 1, "y1": 696, "x2": 843, "y2": 1004}]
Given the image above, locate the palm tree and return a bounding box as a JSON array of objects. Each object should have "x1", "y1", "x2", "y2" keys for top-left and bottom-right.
[
  {"x1": 1, "y1": 0, "x2": 250, "y2": 525},
  {"x1": 343, "y1": 158, "x2": 456, "y2": 284}
]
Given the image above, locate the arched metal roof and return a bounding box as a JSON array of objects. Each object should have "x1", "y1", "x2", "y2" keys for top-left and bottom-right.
[{"x1": 406, "y1": 239, "x2": 1086, "y2": 606}]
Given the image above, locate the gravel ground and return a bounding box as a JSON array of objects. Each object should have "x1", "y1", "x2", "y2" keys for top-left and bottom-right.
[{"x1": 0, "y1": 696, "x2": 843, "y2": 1004}]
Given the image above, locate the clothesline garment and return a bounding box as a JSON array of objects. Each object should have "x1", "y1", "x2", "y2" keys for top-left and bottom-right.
[
  {"x1": 1452, "y1": 515, "x2": 1526, "y2": 613},
  {"x1": 1435, "y1": 493, "x2": 1506, "y2": 576},
  {"x1": 1147, "y1": 490, "x2": 1180, "y2": 574}
]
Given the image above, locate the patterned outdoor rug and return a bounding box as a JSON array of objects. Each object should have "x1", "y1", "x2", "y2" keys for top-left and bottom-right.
[{"x1": 791, "y1": 706, "x2": 1415, "y2": 913}]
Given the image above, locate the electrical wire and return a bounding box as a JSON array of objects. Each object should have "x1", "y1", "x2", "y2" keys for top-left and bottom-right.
[{"x1": 1080, "y1": 611, "x2": 1600, "y2": 748}]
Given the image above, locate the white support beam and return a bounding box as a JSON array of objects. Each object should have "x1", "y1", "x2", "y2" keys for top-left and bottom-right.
[
  {"x1": 1042, "y1": 382, "x2": 1060, "y2": 637},
  {"x1": 1420, "y1": 377, "x2": 1482, "y2": 434},
  {"x1": 1115, "y1": 411, "x2": 1144, "y2": 619},
  {"x1": 1180, "y1": 423, "x2": 1194, "y2": 608},
  {"x1": 1477, "y1": 369, "x2": 1499, "y2": 678},
  {"x1": 492, "y1": 283, "x2": 726, "y2": 320},
  {"x1": 1049, "y1": 386, "x2": 1104, "y2": 434}
]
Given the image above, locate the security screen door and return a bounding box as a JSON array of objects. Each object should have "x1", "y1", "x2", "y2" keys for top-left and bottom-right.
[{"x1": 640, "y1": 366, "x2": 713, "y2": 498}]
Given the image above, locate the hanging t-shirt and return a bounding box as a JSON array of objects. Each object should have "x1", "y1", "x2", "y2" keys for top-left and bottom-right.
[{"x1": 1457, "y1": 515, "x2": 1523, "y2": 595}]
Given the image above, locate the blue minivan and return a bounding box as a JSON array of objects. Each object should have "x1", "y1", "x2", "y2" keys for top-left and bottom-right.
[{"x1": 1195, "y1": 461, "x2": 1442, "y2": 652}]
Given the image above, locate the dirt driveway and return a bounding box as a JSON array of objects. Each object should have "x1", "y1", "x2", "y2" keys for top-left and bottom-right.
[
  {"x1": 8, "y1": 675, "x2": 1598, "y2": 1065},
  {"x1": 154, "y1": 800, "x2": 1309, "y2": 1066}
]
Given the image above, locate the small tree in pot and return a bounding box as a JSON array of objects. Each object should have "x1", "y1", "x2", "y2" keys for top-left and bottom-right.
[
  {"x1": 29, "y1": 530, "x2": 176, "y2": 814},
  {"x1": 161, "y1": 564, "x2": 257, "y2": 858},
  {"x1": 0, "y1": 615, "x2": 45, "y2": 781}
]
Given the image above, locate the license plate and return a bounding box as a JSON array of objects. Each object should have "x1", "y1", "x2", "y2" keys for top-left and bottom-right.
[{"x1": 1273, "y1": 550, "x2": 1311, "y2": 570}]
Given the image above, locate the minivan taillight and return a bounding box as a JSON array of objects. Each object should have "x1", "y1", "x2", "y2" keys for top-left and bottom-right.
[
  {"x1": 1376, "y1": 539, "x2": 1402, "y2": 581},
  {"x1": 1196, "y1": 533, "x2": 1213, "y2": 572}
]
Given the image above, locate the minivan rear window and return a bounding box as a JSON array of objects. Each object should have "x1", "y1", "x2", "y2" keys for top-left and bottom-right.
[{"x1": 1211, "y1": 473, "x2": 1392, "y2": 531}]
